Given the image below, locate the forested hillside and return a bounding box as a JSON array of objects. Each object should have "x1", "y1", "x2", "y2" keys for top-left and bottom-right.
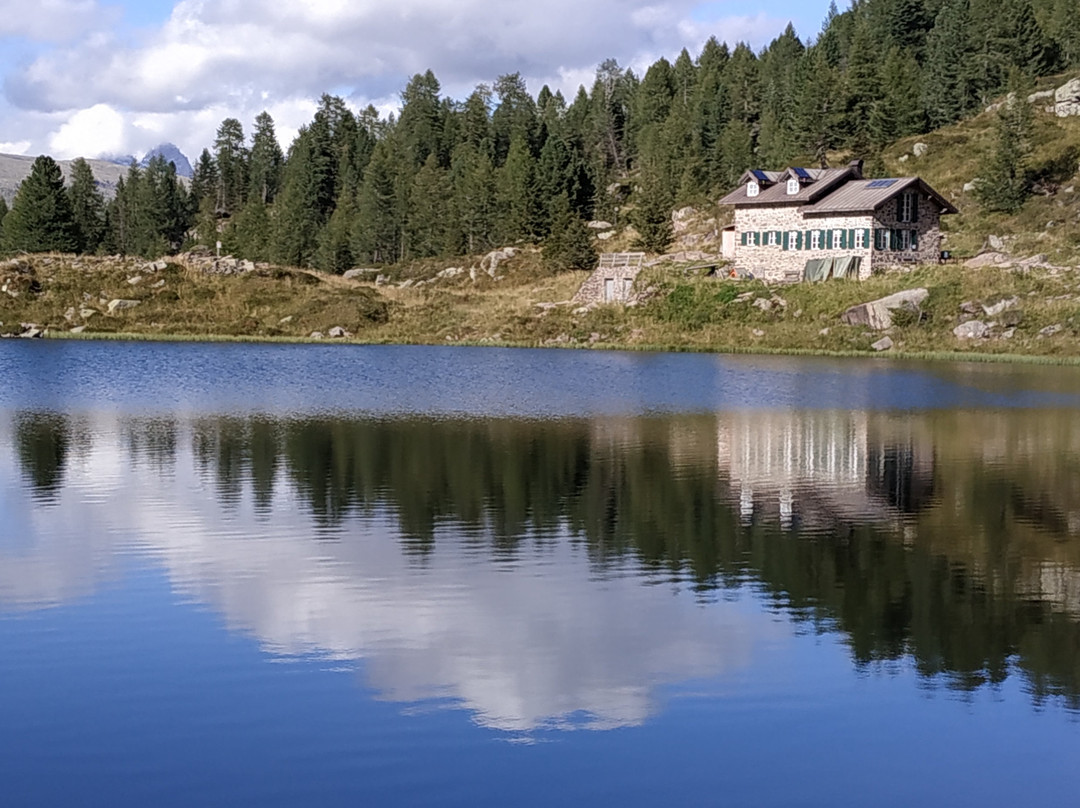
[{"x1": 2, "y1": 0, "x2": 1078, "y2": 270}]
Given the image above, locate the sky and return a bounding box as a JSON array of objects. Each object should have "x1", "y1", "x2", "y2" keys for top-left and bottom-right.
[{"x1": 0, "y1": 0, "x2": 833, "y2": 163}]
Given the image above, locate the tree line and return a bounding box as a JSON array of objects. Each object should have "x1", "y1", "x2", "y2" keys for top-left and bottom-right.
[{"x1": 2, "y1": 0, "x2": 1076, "y2": 264}]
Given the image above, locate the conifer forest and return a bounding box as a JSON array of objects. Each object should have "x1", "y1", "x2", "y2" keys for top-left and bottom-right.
[{"x1": 2, "y1": 0, "x2": 1078, "y2": 269}]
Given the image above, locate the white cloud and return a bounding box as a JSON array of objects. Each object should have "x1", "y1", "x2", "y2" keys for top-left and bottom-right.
[
  {"x1": 4, "y1": 0, "x2": 789, "y2": 159},
  {"x1": 0, "y1": 0, "x2": 107, "y2": 42},
  {"x1": 48, "y1": 103, "x2": 127, "y2": 158},
  {"x1": 0, "y1": 139, "x2": 31, "y2": 154}
]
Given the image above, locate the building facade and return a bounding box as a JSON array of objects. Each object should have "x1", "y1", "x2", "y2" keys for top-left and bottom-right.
[{"x1": 719, "y1": 161, "x2": 957, "y2": 282}]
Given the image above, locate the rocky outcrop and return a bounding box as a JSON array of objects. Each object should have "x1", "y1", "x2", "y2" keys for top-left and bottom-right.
[
  {"x1": 107, "y1": 299, "x2": 140, "y2": 313},
  {"x1": 1055, "y1": 78, "x2": 1080, "y2": 118},
  {"x1": 841, "y1": 288, "x2": 929, "y2": 330},
  {"x1": 954, "y1": 320, "x2": 989, "y2": 339}
]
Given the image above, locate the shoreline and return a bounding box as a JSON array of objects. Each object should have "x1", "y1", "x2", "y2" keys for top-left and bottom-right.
[{"x1": 30, "y1": 329, "x2": 1080, "y2": 367}]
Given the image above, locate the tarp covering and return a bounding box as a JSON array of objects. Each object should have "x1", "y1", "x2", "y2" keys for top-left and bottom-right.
[{"x1": 804, "y1": 256, "x2": 862, "y2": 282}]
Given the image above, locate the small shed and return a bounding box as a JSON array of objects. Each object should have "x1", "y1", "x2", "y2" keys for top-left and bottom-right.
[{"x1": 573, "y1": 253, "x2": 646, "y2": 305}]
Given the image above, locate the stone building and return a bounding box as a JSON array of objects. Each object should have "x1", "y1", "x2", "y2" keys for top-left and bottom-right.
[
  {"x1": 572, "y1": 252, "x2": 646, "y2": 305},
  {"x1": 718, "y1": 161, "x2": 957, "y2": 282}
]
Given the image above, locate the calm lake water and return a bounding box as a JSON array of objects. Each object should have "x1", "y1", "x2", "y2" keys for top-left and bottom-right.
[{"x1": 2, "y1": 341, "x2": 1079, "y2": 807}]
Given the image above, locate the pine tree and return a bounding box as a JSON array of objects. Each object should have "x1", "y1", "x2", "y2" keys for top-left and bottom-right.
[
  {"x1": 543, "y1": 193, "x2": 597, "y2": 272},
  {"x1": 923, "y1": 0, "x2": 977, "y2": 128},
  {"x1": 213, "y1": 118, "x2": 248, "y2": 216},
  {"x1": 189, "y1": 148, "x2": 217, "y2": 211},
  {"x1": 797, "y1": 48, "x2": 843, "y2": 168},
  {"x1": 0, "y1": 196, "x2": 8, "y2": 244},
  {"x1": 67, "y1": 158, "x2": 106, "y2": 253},
  {"x1": 353, "y1": 140, "x2": 402, "y2": 263},
  {"x1": 449, "y1": 142, "x2": 497, "y2": 255},
  {"x1": 2, "y1": 155, "x2": 80, "y2": 253},
  {"x1": 714, "y1": 118, "x2": 753, "y2": 191},
  {"x1": 248, "y1": 111, "x2": 284, "y2": 204},
  {"x1": 869, "y1": 47, "x2": 925, "y2": 152},
  {"x1": 974, "y1": 70, "x2": 1035, "y2": 213},
  {"x1": 632, "y1": 164, "x2": 673, "y2": 253},
  {"x1": 496, "y1": 133, "x2": 540, "y2": 243},
  {"x1": 226, "y1": 199, "x2": 272, "y2": 262},
  {"x1": 405, "y1": 154, "x2": 452, "y2": 258},
  {"x1": 315, "y1": 199, "x2": 355, "y2": 273}
]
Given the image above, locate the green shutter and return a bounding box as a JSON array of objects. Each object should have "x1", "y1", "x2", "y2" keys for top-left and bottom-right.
[
  {"x1": 740, "y1": 231, "x2": 747, "y2": 246},
  {"x1": 911, "y1": 229, "x2": 919, "y2": 250},
  {"x1": 839, "y1": 230, "x2": 848, "y2": 249},
  {"x1": 848, "y1": 229, "x2": 856, "y2": 249},
  {"x1": 864, "y1": 229, "x2": 872, "y2": 250},
  {"x1": 912, "y1": 193, "x2": 919, "y2": 222},
  {"x1": 783, "y1": 231, "x2": 790, "y2": 251},
  {"x1": 890, "y1": 229, "x2": 899, "y2": 251},
  {"x1": 827, "y1": 230, "x2": 834, "y2": 249},
  {"x1": 797, "y1": 231, "x2": 804, "y2": 250}
]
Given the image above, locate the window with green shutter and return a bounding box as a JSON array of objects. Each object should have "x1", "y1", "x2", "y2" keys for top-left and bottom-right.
[
  {"x1": 740, "y1": 231, "x2": 747, "y2": 246},
  {"x1": 911, "y1": 230, "x2": 919, "y2": 250}
]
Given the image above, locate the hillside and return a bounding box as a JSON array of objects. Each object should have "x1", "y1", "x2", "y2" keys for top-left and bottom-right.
[{"x1": 0, "y1": 153, "x2": 129, "y2": 204}]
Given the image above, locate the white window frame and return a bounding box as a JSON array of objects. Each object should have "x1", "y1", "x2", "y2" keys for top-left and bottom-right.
[
  {"x1": 789, "y1": 230, "x2": 800, "y2": 250},
  {"x1": 899, "y1": 192, "x2": 914, "y2": 223},
  {"x1": 767, "y1": 231, "x2": 778, "y2": 247},
  {"x1": 833, "y1": 229, "x2": 844, "y2": 248},
  {"x1": 747, "y1": 181, "x2": 760, "y2": 198},
  {"x1": 811, "y1": 231, "x2": 821, "y2": 250},
  {"x1": 899, "y1": 229, "x2": 911, "y2": 250},
  {"x1": 787, "y1": 178, "x2": 799, "y2": 195},
  {"x1": 855, "y1": 229, "x2": 866, "y2": 249}
]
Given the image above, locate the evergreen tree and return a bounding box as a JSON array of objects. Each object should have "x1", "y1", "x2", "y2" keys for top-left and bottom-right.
[
  {"x1": 248, "y1": 111, "x2": 284, "y2": 204},
  {"x1": 797, "y1": 47, "x2": 843, "y2": 168},
  {"x1": 869, "y1": 47, "x2": 926, "y2": 152},
  {"x1": 0, "y1": 196, "x2": 8, "y2": 244},
  {"x1": 398, "y1": 70, "x2": 445, "y2": 169},
  {"x1": 632, "y1": 164, "x2": 673, "y2": 253},
  {"x1": 353, "y1": 140, "x2": 402, "y2": 263},
  {"x1": 226, "y1": 199, "x2": 272, "y2": 262},
  {"x1": 189, "y1": 148, "x2": 218, "y2": 210},
  {"x1": 974, "y1": 70, "x2": 1035, "y2": 213},
  {"x1": 496, "y1": 133, "x2": 541, "y2": 243},
  {"x1": 213, "y1": 118, "x2": 248, "y2": 216},
  {"x1": 449, "y1": 142, "x2": 497, "y2": 255},
  {"x1": 923, "y1": 0, "x2": 977, "y2": 128},
  {"x1": 405, "y1": 154, "x2": 452, "y2": 258},
  {"x1": 543, "y1": 193, "x2": 598, "y2": 272},
  {"x1": 1, "y1": 155, "x2": 79, "y2": 253},
  {"x1": 67, "y1": 157, "x2": 106, "y2": 253},
  {"x1": 315, "y1": 198, "x2": 355, "y2": 273},
  {"x1": 714, "y1": 118, "x2": 754, "y2": 191}
]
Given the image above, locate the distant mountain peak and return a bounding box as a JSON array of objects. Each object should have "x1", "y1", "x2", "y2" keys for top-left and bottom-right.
[{"x1": 139, "y1": 143, "x2": 194, "y2": 178}]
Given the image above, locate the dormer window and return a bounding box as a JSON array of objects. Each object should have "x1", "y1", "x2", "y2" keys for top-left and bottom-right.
[
  {"x1": 787, "y1": 179, "x2": 799, "y2": 195},
  {"x1": 747, "y1": 181, "x2": 760, "y2": 197}
]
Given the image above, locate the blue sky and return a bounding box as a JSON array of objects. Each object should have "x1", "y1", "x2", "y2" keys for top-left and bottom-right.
[{"x1": 0, "y1": 0, "x2": 834, "y2": 161}]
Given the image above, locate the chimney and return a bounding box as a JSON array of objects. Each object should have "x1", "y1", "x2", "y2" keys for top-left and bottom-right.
[{"x1": 848, "y1": 159, "x2": 864, "y2": 179}]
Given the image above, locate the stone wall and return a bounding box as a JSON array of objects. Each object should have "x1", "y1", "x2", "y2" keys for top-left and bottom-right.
[
  {"x1": 733, "y1": 207, "x2": 874, "y2": 282},
  {"x1": 863, "y1": 191, "x2": 944, "y2": 268},
  {"x1": 573, "y1": 264, "x2": 643, "y2": 305}
]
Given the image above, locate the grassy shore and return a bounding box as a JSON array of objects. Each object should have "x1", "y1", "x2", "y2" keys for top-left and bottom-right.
[{"x1": 4, "y1": 250, "x2": 1080, "y2": 364}]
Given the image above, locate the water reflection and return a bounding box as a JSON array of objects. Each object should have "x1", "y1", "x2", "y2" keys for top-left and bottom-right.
[{"x1": 2, "y1": 408, "x2": 1079, "y2": 725}]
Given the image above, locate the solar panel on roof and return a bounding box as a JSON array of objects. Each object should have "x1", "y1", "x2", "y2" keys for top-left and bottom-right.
[
  {"x1": 751, "y1": 169, "x2": 769, "y2": 182},
  {"x1": 867, "y1": 179, "x2": 897, "y2": 189},
  {"x1": 793, "y1": 167, "x2": 812, "y2": 180}
]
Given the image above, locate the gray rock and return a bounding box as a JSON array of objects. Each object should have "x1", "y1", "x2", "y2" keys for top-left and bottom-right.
[
  {"x1": 309, "y1": 331, "x2": 324, "y2": 340},
  {"x1": 1039, "y1": 324, "x2": 1063, "y2": 338},
  {"x1": 375, "y1": 274, "x2": 389, "y2": 286},
  {"x1": 841, "y1": 288, "x2": 929, "y2": 330},
  {"x1": 753, "y1": 297, "x2": 774, "y2": 312},
  {"x1": 107, "y1": 299, "x2": 140, "y2": 313},
  {"x1": 897, "y1": 154, "x2": 909, "y2": 163},
  {"x1": 587, "y1": 221, "x2": 613, "y2": 230},
  {"x1": 127, "y1": 276, "x2": 143, "y2": 285},
  {"x1": 751, "y1": 329, "x2": 765, "y2": 337},
  {"x1": 1001, "y1": 328, "x2": 1016, "y2": 340},
  {"x1": 328, "y1": 326, "x2": 352, "y2": 339},
  {"x1": 278, "y1": 315, "x2": 293, "y2": 324},
  {"x1": 69, "y1": 325, "x2": 86, "y2": 334},
  {"x1": 150, "y1": 260, "x2": 168, "y2": 272},
  {"x1": 398, "y1": 279, "x2": 414, "y2": 289},
  {"x1": 959, "y1": 300, "x2": 982, "y2": 315},
  {"x1": 436, "y1": 266, "x2": 465, "y2": 279},
  {"x1": 964, "y1": 252, "x2": 1011, "y2": 268},
  {"x1": 19, "y1": 327, "x2": 43, "y2": 339},
  {"x1": 151, "y1": 279, "x2": 166, "y2": 289},
  {"x1": 963, "y1": 180, "x2": 979, "y2": 193},
  {"x1": 819, "y1": 327, "x2": 830, "y2": 336},
  {"x1": 913, "y1": 142, "x2": 928, "y2": 158},
  {"x1": 871, "y1": 336, "x2": 894, "y2": 352},
  {"x1": 597, "y1": 231, "x2": 615, "y2": 241},
  {"x1": 79, "y1": 307, "x2": 98, "y2": 319},
  {"x1": 987, "y1": 234, "x2": 1005, "y2": 251},
  {"x1": 954, "y1": 320, "x2": 990, "y2": 339},
  {"x1": 982, "y1": 296, "x2": 1020, "y2": 317},
  {"x1": 1054, "y1": 78, "x2": 1080, "y2": 118},
  {"x1": 63, "y1": 307, "x2": 76, "y2": 322},
  {"x1": 1065, "y1": 186, "x2": 1076, "y2": 194},
  {"x1": 1028, "y1": 89, "x2": 1055, "y2": 103}
]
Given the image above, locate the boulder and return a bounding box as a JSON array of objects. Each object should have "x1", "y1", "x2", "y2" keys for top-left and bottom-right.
[
  {"x1": 127, "y1": 276, "x2": 143, "y2": 285},
  {"x1": 954, "y1": 320, "x2": 989, "y2": 339},
  {"x1": 480, "y1": 247, "x2": 519, "y2": 276},
  {"x1": 913, "y1": 142, "x2": 929, "y2": 157},
  {"x1": 871, "y1": 336, "x2": 894, "y2": 352},
  {"x1": 1054, "y1": 78, "x2": 1080, "y2": 118},
  {"x1": 597, "y1": 231, "x2": 615, "y2": 241},
  {"x1": 309, "y1": 331, "x2": 324, "y2": 340},
  {"x1": 982, "y1": 296, "x2": 1019, "y2": 317},
  {"x1": 328, "y1": 326, "x2": 351, "y2": 339},
  {"x1": 1027, "y1": 89, "x2": 1055, "y2": 104},
  {"x1": 587, "y1": 221, "x2": 613, "y2": 230},
  {"x1": 987, "y1": 234, "x2": 1005, "y2": 251},
  {"x1": 436, "y1": 266, "x2": 465, "y2": 279},
  {"x1": 69, "y1": 326, "x2": 86, "y2": 334},
  {"x1": 63, "y1": 307, "x2": 76, "y2": 322},
  {"x1": 1039, "y1": 324, "x2": 1063, "y2": 338},
  {"x1": 963, "y1": 180, "x2": 978, "y2": 193},
  {"x1": 841, "y1": 288, "x2": 929, "y2": 330},
  {"x1": 375, "y1": 274, "x2": 389, "y2": 286},
  {"x1": 107, "y1": 299, "x2": 140, "y2": 314},
  {"x1": 964, "y1": 252, "x2": 1010, "y2": 268}
]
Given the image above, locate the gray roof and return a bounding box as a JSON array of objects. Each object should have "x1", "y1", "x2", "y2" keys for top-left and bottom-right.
[
  {"x1": 802, "y1": 177, "x2": 959, "y2": 216},
  {"x1": 719, "y1": 168, "x2": 958, "y2": 216},
  {"x1": 720, "y1": 167, "x2": 852, "y2": 207}
]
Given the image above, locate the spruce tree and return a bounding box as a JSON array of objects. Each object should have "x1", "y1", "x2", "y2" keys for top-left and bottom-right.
[
  {"x1": 0, "y1": 196, "x2": 7, "y2": 244},
  {"x1": 449, "y1": 142, "x2": 497, "y2": 255},
  {"x1": 974, "y1": 70, "x2": 1034, "y2": 213},
  {"x1": 248, "y1": 112, "x2": 284, "y2": 204},
  {"x1": 67, "y1": 157, "x2": 106, "y2": 253},
  {"x1": 213, "y1": 118, "x2": 248, "y2": 216},
  {"x1": 1, "y1": 155, "x2": 80, "y2": 253},
  {"x1": 405, "y1": 154, "x2": 452, "y2": 258},
  {"x1": 632, "y1": 165, "x2": 673, "y2": 254},
  {"x1": 226, "y1": 199, "x2": 272, "y2": 262},
  {"x1": 543, "y1": 193, "x2": 597, "y2": 272},
  {"x1": 923, "y1": 0, "x2": 977, "y2": 129},
  {"x1": 495, "y1": 133, "x2": 540, "y2": 243}
]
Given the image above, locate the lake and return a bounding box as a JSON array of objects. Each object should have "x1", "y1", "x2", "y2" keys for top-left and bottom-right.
[{"x1": 1, "y1": 341, "x2": 1079, "y2": 807}]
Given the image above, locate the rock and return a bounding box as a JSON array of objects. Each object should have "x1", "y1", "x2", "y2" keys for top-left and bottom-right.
[
  {"x1": 751, "y1": 329, "x2": 765, "y2": 337},
  {"x1": 309, "y1": 331, "x2": 324, "y2": 340},
  {"x1": 480, "y1": 247, "x2": 519, "y2": 277},
  {"x1": 328, "y1": 326, "x2": 351, "y2": 338},
  {"x1": 913, "y1": 142, "x2": 928, "y2": 158},
  {"x1": 587, "y1": 221, "x2": 613, "y2": 230},
  {"x1": 734, "y1": 291, "x2": 756, "y2": 303},
  {"x1": 753, "y1": 297, "x2": 774, "y2": 312},
  {"x1": 240, "y1": 260, "x2": 255, "y2": 272},
  {"x1": 436, "y1": 266, "x2": 465, "y2": 279},
  {"x1": 343, "y1": 268, "x2": 374, "y2": 280},
  {"x1": 819, "y1": 328, "x2": 830, "y2": 336},
  {"x1": 589, "y1": 332, "x2": 601, "y2": 343},
  {"x1": 107, "y1": 299, "x2": 140, "y2": 314},
  {"x1": 964, "y1": 252, "x2": 1011, "y2": 268},
  {"x1": 375, "y1": 274, "x2": 389, "y2": 286},
  {"x1": 150, "y1": 260, "x2": 168, "y2": 272},
  {"x1": 1001, "y1": 328, "x2": 1015, "y2": 340},
  {"x1": 959, "y1": 300, "x2": 982, "y2": 315},
  {"x1": 79, "y1": 307, "x2": 98, "y2": 319},
  {"x1": 1019, "y1": 254, "x2": 1049, "y2": 268},
  {"x1": 63, "y1": 307, "x2": 76, "y2": 322},
  {"x1": 278, "y1": 315, "x2": 293, "y2": 324},
  {"x1": 597, "y1": 231, "x2": 615, "y2": 241},
  {"x1": 1039, "y1": 324, "x2": 1063, "y2": 338},
  {"x1": 982, "y1": 296, "x2": 1019, "y2": 317},
  {"x1": 954, "y1": 320, "x2": 990, "y2": 339},
  {"x1": 1054, "y1": 78, "x2": 1080, "y2": 118},
  {"x1": 19, "y1": 327, "x2": 43, "y2": 339},
  {"x1": 963, "y1": 180, "x2": 979, "y2": 193},
  {"x1": 898, "y1": 154, "x2": 909, "y2": 163},
  {"x1": 151, "y1": 279, "x2": 166, "y2": 289},
  {"x1": 398, "y1": 279, "x2": 414, "y2": 289},
  {"x1": 1028, "y1": 89, "x2": 1055, "y2": 104},
  {"x1": 69, "y1": 326, "x2": 86, "y2": 334},
  {"x1": 871, "y1": 336, "x2": 894, "y2": 352},
  {"x1": 841, "y1": 288, "x2": 929, "y2": 330},
  {"x1": 1000, "y1": 309, "x2": 1024, "y2": 328},
  {"x1": 127, "y1": 276, "x2": 143, "y2": 285},
  {"x1": 987, "y1": 234, "x2": 1005, "y2": 251}
]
